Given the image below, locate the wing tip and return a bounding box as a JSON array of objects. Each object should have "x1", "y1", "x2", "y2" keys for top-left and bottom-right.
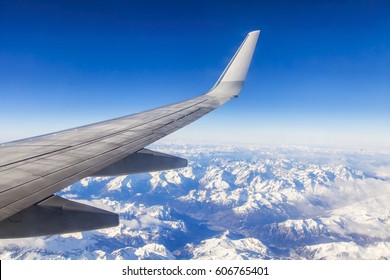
[
  {"x1": 206, "y1": 30, "x2": 260, "y2": 103},
  {"x1": 248, "y1": 30, "x2": 261, "y2": 35},
  {"x1": 212, "y1": 29, "x2": 260, "y2": 88}
]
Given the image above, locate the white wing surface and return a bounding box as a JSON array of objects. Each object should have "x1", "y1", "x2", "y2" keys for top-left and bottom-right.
[{"x1": 0, "y1": 31, "x2": 260, "y2": 238}]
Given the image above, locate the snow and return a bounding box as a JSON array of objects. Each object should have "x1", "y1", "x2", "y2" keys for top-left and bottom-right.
[
  {"x1": 301, "y1": 242, "x2": 390, "y2": 260},
  {"x1": 135, "y1": 243, "x2": 175, "y2": 260},
  {"x1": 2, "y1": 144, "x2": 390, "y2": 260},
  {"x1": 192, "y1": 232, "x2": 271, "y2": 260},
  {"x1": 105, "y1": 176, "x2": 126, "y2": 191}
]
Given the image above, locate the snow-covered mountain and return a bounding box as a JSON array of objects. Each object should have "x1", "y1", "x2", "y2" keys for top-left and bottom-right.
[{"x1": 1, "y1": 144, "x2": 390, "y2": 260}]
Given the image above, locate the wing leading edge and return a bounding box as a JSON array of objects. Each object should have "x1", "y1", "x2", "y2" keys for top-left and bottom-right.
[{"x1": 0, "y1": 30, "x2": 260, "y2": 238}]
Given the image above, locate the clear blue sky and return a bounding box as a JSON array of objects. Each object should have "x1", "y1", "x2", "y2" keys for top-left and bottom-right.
[{"x1": 1, "y1": 0, "x2": 389, "y2": 147}]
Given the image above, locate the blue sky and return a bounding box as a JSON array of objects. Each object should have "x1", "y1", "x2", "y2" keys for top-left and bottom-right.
[{"x1": 0, "y1": 0, "x2": 389, "y2": 147}]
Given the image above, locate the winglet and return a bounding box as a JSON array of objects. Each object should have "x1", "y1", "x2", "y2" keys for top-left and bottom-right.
[
  {"x1": 213, "y1": 30, "x2": 260, "y2": 88},
  {"x1": 207, "y1": 30, "x2": 260, "y2": 104}
]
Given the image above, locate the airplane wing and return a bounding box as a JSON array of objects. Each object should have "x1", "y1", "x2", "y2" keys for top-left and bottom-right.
[{"x1": 0, "y1": 30, "x2": 260, "y2": 238}]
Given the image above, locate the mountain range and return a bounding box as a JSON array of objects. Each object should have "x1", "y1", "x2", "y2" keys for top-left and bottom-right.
[{"x1": 1, "y1": 144, "x2": 390, "y2": 260}]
